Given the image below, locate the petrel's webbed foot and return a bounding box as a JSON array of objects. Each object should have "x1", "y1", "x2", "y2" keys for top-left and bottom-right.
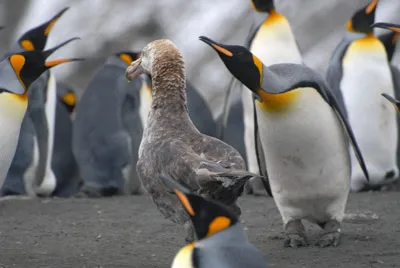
[
  {"x1": 316, "y1": 219, "x2": 341, "y2": 247},
  {"x1": 284, "y1": 219, "x2": 308, "y2": 248}
]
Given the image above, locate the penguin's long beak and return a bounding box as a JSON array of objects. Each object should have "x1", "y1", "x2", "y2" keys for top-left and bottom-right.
[
  {"x1": 159, "y1": 173, "x2": 196, "y2": 216},
  {"x1": 382, "y1": 93, "x2": 400, "y2": 114},
  {"x1": 126, "y1": 55, "x2": 143, "y2": 82},
  {"x1": 199, "y1": 36, "x2": 233, "y2": 57},
  {"x1": 44, "y1": 7, "x2": 70, "y2": 37},
  {"x1": 371, "y1": 22, "x2": 400, "y2": 33}
]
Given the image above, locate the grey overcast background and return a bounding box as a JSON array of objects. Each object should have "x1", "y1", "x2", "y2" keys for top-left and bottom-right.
[{"x1": 0, "y1": 0, "x2": 399, "y2": 118}]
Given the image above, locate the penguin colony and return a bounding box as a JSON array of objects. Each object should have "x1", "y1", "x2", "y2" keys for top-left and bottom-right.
[{"x1": 0, "y1": 0, "x2": 400, "y2": 266}]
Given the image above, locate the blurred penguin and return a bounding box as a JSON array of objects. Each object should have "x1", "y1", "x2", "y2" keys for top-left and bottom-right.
[
  {"x1": 51, "y1": 83, "x2": 80, "y2": 197},
  {"x1": 73, "y1": 52, "x2": 143, "y2": 197},
  {"x1": 0, "y1": 40, "x2": 81, "y2": 191},
  {"x1": 1, "y1": 7, "x2": 75, "y2": 197},
  {"x1": 326, "y1": 0, "x2": 398, "y2": 192}
]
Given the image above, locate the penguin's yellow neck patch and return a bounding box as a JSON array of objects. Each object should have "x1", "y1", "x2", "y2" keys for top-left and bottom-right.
[
  {"x1": 171, "y1": 242, "x2": 195, "y2": 268},
  {"x1": 263, "y1": 10, "x2": 286, "y2": 27},
  {"x1": 141, "y1": 80, "x2": 152, "y2": 103},
  {"x1": 256, "y1": 88, "x2": 300, "y2": 112},
  {"x1": 13, "y1": 90, "x2": 29, "y2": 102},
  {"x1": 206, "y1": 216, "x2": 231, "y2": 237},
  {"x1": 351, "y1": 34, "x2": 383, "y2": 52}
]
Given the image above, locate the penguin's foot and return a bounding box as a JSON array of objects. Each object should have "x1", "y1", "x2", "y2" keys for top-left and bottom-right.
[
  {"x1": 284, "y1": 220, "x2": 308, "y2": 248},
  {"x1": 316, "y1": 219, "x2": 341, "y2": 247},
  {"x1": 284, "y1": 234, "x2": 308, "y2": 248}
]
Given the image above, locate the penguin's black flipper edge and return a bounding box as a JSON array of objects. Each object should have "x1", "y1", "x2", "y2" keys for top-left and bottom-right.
[
  {"x1": 217, "y1": 76, "x2": 237, "y2": 140},
  {"x1": 253, "y1": 96, "x2": 273, "y2": 197},
  {"x1": 326, "y1": 89, "x2": 370, "y2": 182},
  {"x1": 326, "y1": 38, "x2": 352, "y2": 118}
]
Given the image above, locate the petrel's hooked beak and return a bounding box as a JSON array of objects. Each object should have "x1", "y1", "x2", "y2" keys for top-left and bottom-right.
[{"x1": 126, "y1": 55, "x2": 143, "y2": 82}]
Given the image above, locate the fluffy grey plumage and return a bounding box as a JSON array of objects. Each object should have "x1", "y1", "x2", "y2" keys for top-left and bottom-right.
[{"x1": 126, "y1": 39, "x2": 261, "y2": 241}]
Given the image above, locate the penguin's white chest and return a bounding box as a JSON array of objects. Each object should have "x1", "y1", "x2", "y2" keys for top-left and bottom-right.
[
  {"x1": 171, "y1": 243, "x2": 195, "y2": 268},
  {"x1": 0, "y1": 93, "x2": 27, "y2": 186},
  {"x1": 241, "y1": 20, "x2": 303, "y2": 173},
  {"x1": 256, "y1": 87, "x2": 350, "y2": 224},
  {"x1": 341, "y1": 38, "x2": 398, "y2": 189},
  {"x1": 139, "y1": 81, "x2": 152, "y2": 129}
]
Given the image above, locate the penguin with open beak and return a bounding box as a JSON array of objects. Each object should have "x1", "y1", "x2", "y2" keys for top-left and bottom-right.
[
  {"x1": 73, "y1": 51, "x2": 144, "y2": 197},
  {"x1": 160, "y1": 173, "x2": 268, "y2": 268},
  {"x1": 0, "y1": 39, "x2": 82, "y2": 190},
  {"x1": 0, "y1": 7, "x2": 74, "y2": 197},
  {"x1": 326, "y1": 0, "x2": 398, "y2": 192},
  {"x1": 51, "y1": 84, "x2": 80, "y2": 197},
  {"x1": 200, "y1": 36, "x2": 369, "y2": 247}
]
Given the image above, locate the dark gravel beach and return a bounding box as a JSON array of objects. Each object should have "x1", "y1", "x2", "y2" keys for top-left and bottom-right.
[{"x1": 0, "y1": 192, "x2": 399, "y2": 268}]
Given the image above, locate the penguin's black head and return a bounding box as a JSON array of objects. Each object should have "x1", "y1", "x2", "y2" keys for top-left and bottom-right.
[
  {"x1": 373, "y1": 22, "x2": 400, "y2": 61},
  {"x1": 250, "y1": 0, "x2": 275, "y2": 13},
  {"x1": 199, "y1": 36, "x2": 263, "y2": 99},
  {"x1": 114, "y1": 51, "x2": 141, "y2": 67},
  {"x1": 17, "y1": 7, "x2": 69, "y2": 51},
  {"x1": 382, "y1": 93, "x2": 400, "y2": 115},
  {"x1": 346, "y1": 0, "x2": 378, "y2": 34},
  {"x1": 160, "y1": 173, "x2": 238, "y2": 241},
  {"x1": 8, "y1": 37, "x2": 82, "y2": 90}
]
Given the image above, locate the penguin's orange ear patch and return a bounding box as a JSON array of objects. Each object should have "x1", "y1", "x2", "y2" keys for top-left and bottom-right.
[
  {"x1": 20, "y1": 40, "x2": 35, "y2": 51},
  {"x1": 206, "y1": 216, "x2": 231, "y2": 237},
  {"x1": 119, "y1": 53, "x2": 134, "y2": 66},
  {"x1": 10, "y1": 54, "x2": 27, "y2": 89},
  {"x1": 61, "y1": 92, "x2": 76, "y2": 106},
  {"x1": 175, "y1": 189, "x2": 195, "y2": 216}
]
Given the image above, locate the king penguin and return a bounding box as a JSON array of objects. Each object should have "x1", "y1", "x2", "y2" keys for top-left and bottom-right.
[
  {"x1": 160, "y1": 173, "x2": 268, "y2": 268},
  {"x1": 51, "y1": 84, "x2": 80, "y2": 197},
  {"x1": 73, "y1": 51, "x2": 143, "y2": 197},
  {"x1": 326, "y1": 0, "x2": 398, "y2": 192},
  {"x1": 240, "y1": 0, "x2": 303, "y2": 196},
  {"x1": 200, "y1": 36, "x2": 369, "y2": 247},
  {"x1": 0, "y1": 40, "x2": 82, "y2": 190},
  {"x1": 1, "y1": 7, "x2": 75, "y2": 197}
]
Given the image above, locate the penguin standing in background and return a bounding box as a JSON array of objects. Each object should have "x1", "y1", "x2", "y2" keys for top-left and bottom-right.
[
  {"x1": 160, "y1": 173, "x2": 268, "y2": 268},
  {"x1": 73, "y1": 52, "x2": 143, "y2": 197},
  {"x1": 51, "y1": 84, "x2": 80, "y2": 197},
  {"x1": 223, "y1": 0, "x2": 304, "y2": 196},
  {"x1": 0, "y1": 7, "x2": 74, "y2": 197},
  {"x1": 200, "y1": 36, "x2": 369, "y2": 247},
  {"x1": 375, "y1": 22, "x2": 400, "y2": 191},
  {"x1": 0, "y1": 40, "x2": 81, "y2": 189},
  {"x1": 326, "y1": 0, "x2": 398, "y2": 192}
]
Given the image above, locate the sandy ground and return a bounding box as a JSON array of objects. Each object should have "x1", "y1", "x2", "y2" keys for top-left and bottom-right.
[{"x1": 0, "y1": 192, "x2": 399, "y2": 268}]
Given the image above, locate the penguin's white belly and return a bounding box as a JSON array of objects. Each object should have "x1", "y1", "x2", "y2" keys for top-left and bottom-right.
[
  {"x1": 24, "y1": 135, "x2": 39, "y2": 197},
  {"x1": 341, "y1": 48, "x2": 398, "y2": 190},
  {"x1": 37, "y1": 71, "x2": 57, "y2": 196},
  {"x1": 243, "y1": 25, "x2": 303, "y2": 173},
  {"x1": 139, "y1": 81, "x2": 152, "y2": 130},
  {"x1": 0, "y1": 94, "x2": 27, "y2": 187},
  {"x1": 256, "y1": 88, "x2": 350, "y2": 224}
]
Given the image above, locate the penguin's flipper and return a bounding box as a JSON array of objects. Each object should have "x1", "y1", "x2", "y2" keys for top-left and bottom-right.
[
  {"x1": 217, "y1": 77, "x2": 237, "y2": 140},
  {"x1": 325, "y1": 38, "x2": 352, "y2": 118},
  {"x1": 253, "y1": 97, "x2": 273, "y2": 197},
  {"x1": 325, "y1": 89, "x2": 370, "y2": 182},
  {"x1": 391, "y1": 65, "x2": 400, "y2": 101}
]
